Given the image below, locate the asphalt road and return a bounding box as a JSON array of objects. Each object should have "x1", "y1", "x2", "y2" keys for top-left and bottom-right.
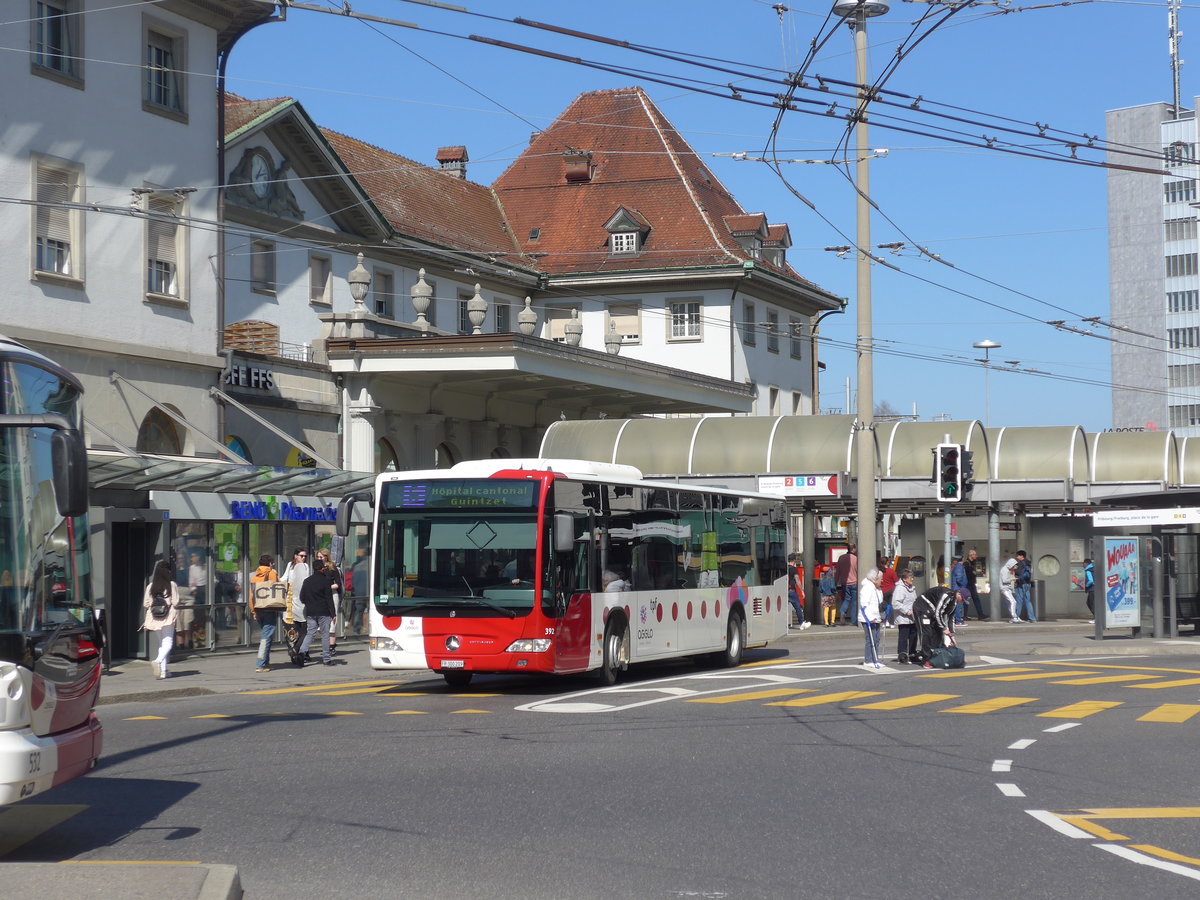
[{"x1": 6, "y1": 643, "x2": 1200, "y2": 899}]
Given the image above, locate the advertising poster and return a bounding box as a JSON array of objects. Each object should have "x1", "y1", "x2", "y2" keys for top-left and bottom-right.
[{"x1": 1103, "y1": 537, "x2": 1140, "y2": 627}]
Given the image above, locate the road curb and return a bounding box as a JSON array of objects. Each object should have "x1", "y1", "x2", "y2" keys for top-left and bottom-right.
[{"x1": 1, "y1": 863, "x2": 241, "y2": 900}]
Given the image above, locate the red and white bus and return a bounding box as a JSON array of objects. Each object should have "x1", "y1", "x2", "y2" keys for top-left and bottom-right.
[
  {"x1": 337, "y1": 459, "x2": 790, "y2": 687},
  {"x1": 0, "y1": 335, "x2": 101, "y2": 805}
]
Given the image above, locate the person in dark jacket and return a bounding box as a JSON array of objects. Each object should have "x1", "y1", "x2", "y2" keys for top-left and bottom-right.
[
  {"x1": 298, "y1": 558, "x2": 337, "y2": 666},
  {"x1": 912, "y1": 586, "x2": 957, "y2": 668}
]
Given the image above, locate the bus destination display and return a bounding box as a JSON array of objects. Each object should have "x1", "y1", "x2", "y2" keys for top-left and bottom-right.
[{"x1": 383, "y1": 479, "x2": 538, "y2": 510}]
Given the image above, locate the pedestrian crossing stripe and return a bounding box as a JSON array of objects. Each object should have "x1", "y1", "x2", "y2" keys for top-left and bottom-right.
[
  {"x1": 765, "y1": 690, "x2": 884, "y2": 707},
  {"x1": 328, "y1": 711, "x2": 363, "y2": 716},
  {"x1": 943, "y1": 697, "x2": 1038, "y2": 714},
  {"x1": 387, "y1": 710, "x2": 428, "y2": 715},
  {"x1": 1129, "y1": 678, "x2": 1200, "y2": 690},
  {"x1": 1038, "y1": 701, "x2": 1123, "y2": 719},
  {"x1": 123, "y1": 715, "x2": 166, "y2": 720},
  {"x1": 1129, "y1": 844, "x2": 1200, "y2": 866},
  {"x1": 688, "y1": 688, "x2": 815, "y2": 704},
  {"x1": 449, "y1": 709, "x2": 491, "y2": 714},
  {"x1": 1050, "y1": 674, "x2": 1158, "y2": 686},
  {"x1": 190, "y1": 714, "x2": 231, "y2": 719},
  {"x1": 240, "y1": 680, "x2": 399, "y2": 695},
  {"x1": 312, "y1": 687, "x2": 397, "y2": 696},
  {"x1": 919, "y1": 667, "x2": 1039, "y2": 679},
  {"x1": 1040, "y1": 662, "x2": 1200, "y2": 675},
  {"x1": 985, "y1": 670, "x2": 1098, "y2": 682},
  {"x1": 851, "y1": 693, "x2": 961, "y2": 710},
  {"x1": 1137, "y1": 704, "x2": 1200, "y2": 723}
]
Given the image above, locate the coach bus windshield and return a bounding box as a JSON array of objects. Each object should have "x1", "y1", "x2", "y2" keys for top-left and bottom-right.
[{"x1": 375, "y1": 479, "x2": 542, "y2": 617}]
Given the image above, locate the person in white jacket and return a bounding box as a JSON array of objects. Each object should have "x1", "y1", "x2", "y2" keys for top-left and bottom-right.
[
  {"x1": 857, "y1": 568, "x2": 884, "y2": 669},
  {"x1": 142, "y1": 560, "x2": 182, "y2": 679},
  {"x1": 280, "y1": 548, "x2": 311, "y2": 663},
  {"x1": 1000, "y1": 555, "x2": 1019, "y2": 623},
  {"x1": 891, "y1": 569, "x2": 919, "y2": 664}
]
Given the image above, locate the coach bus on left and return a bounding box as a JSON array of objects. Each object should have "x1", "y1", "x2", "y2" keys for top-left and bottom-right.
[{"x1": 0, "y1": 334, "x2": 100, "y2": 805}]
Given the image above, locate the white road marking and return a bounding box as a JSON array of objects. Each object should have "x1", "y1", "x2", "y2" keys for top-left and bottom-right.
[
  {"x1": 992, "y1": 760, "x2": 1013, "y2": 773},
  {"x1": 1025, "y1": 809, "x2": 1093, "y2": 839},
  {"x1": 1095, "y1": 844, "x2": 1200, "y2": 882},
  {"x1": 978, "y1": 654, "x2": 1015, "y2": 665},
  {"x1": 1043, "y1": 722, "x2": 1080, "y2": 733},
  {"x1": 1009, "y1": 738, "x2": 1037, "y2": 750},
  {"x1": 997, "y1": 784, "x2": 1025, "y2": 797}
]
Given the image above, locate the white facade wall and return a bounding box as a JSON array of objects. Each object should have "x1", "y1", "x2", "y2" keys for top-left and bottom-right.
[{"x1": 2, "y1": 2, "x2": 228, "y2": 450}]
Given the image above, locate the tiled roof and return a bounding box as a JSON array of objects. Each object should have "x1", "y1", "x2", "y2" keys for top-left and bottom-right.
[
  {"x1": 492, "y1": 87, "x2": 807, "y2": 281},
  {"x1": 224, "y1": 96, "x2": 294, "y2": 138},
  {"x1": 436, "y1": 146, "x2": 468, "y2": 162},
  {"x1": 723, "y1": 213, "x2": 767, "y2": 236}
]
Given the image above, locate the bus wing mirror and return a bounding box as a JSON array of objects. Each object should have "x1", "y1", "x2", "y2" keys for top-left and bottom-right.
[
  {"x1": 336, "y1": 491, "x2": 372, "y2": 537},
  {"x1": 553, "y1": 513, "x2": 575, "y2": 554},
  {"x1": 51, "y1": 429, "x2": 88, "y2": 517}
]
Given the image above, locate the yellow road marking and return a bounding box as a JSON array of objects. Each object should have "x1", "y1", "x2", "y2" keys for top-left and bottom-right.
[
  {"x1": 852, "y1": 693, "x2": 961, "y2": 710},
  {"x1": 1058, "y1": 815, "x2": 1129, "y2": 841},
  {"x1": 450, "y1": 709, "x2": 491, "y2": 714},
  {"x1": 387, "y1": 710, "x2": 427, "y2": 715},
  {"x1": 379, "y1": 692, "x2": 431, "y2": 697},
  {"x1": 919, "y1": 667, "x2": 1038, "y2": 678},
  {"x1": 327, "y1": 711, "x2": 363, "y2": 716},
  {"x1": 1138, "y1": 704, "x2": 1200, "y2": 723},
  {"x1": 1041, "y1": 662, "x2": 1200, "y2": 675},
  {"x1": 942, "y1": 696, "x2": 1037, "y2": 714},
  {"x1": 1128, "y1": 678, "x2": 1200, "y2": 690},
  {"x1": 985, "y1": 670, "x2": 1097, "y2": 682},
  {"x1": 123, "y1": 715, "x2": 166, "y2": 721},
  {"x1": 689, "y1": 688, "x2": 815, "y2": 704},
  {"x1": 1080, "y1": 807, "x2": 1200, "y2": 819},
  {"x1": 0, "y1": 805, "x2": 88, "y2": 857},
  {"x1": 312, "y1": 687, "x2": 396, "y2": 696},
  {"x1": 739, "y1": 659, "x2": 795, "y2": 668},
  {"x1": 240, "y1": 680, "x2": 399, "y2": 695},
  {"x1": 766, "y1": 691, "x2": 884, "y2": 707},
  {"x1": 190, "y1": 714, "x2": 231, "y2": 719},
  {"x1": 1050, "y1": 674, "x2": 1158, "y2": 685},
  {"x1": 1128, "y1": 844, "x2": 1200, "y2": 865},
  {"x1": 1038, "y1": 700, "x2": 1123, "y2": 719}
]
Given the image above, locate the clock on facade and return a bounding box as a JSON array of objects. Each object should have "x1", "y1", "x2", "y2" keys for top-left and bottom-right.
[{"x1": 251, "y1": 152, "x2": 271, "y2": 198}]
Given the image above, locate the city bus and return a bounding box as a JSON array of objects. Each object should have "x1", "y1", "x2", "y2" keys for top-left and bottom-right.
[
  {"x1": 336, "y1": 458, "x2": 790, "y2": 687},
  {"x1": 0, "y1": 335, "x2": 100, "y2": 805}
]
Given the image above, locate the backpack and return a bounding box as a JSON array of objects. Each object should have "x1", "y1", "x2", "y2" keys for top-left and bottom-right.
[{"x1": 150, "y1": 589, "x2": 170, "y2": 620}]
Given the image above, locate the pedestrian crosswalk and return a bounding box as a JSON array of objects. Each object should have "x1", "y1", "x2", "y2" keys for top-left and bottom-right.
[{"x1": 116, "y1": 663, "x2": 1200, "y2": 723}]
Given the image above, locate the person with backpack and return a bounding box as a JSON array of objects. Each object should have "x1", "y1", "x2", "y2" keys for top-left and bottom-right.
[
  {"x1": 142, "y1": 559, "x2": 181, "y2": 680},
  {"x1": 1084, "y1": 558, "x2": 1095, "y2": 624},
  {"x1": 1014, "y1": 550, "x2": 1036, "y2": 622}
]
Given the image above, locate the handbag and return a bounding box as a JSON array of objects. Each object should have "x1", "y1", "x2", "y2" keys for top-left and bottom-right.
[{"x1": 252, "y1": 582, "x2": 288, "y2": 610}]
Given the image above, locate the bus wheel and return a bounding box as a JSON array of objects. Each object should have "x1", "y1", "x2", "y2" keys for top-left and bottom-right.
[
  {"x1": 713, "y1": 611, "x2": 745, "y2": 668},
  {"x1": 443, "y1": 670, "x2": 473, "y2": 689},
  {"x1": 600, "y1": 617, "x2": 628, "y2": 685}
]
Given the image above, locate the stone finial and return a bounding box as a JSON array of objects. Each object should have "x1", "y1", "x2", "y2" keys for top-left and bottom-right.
[
  {"x1": 412, "y1": 268, "x2": 433, "y2": 332},
  {"x1": 564, "y1": 307, "x2": 583, "y2": 346},
  {"x1": 604, "y1": 320, "x2": 622, "y2": 355},
  {"x1": 467, "y1": 284, "x2": 488, "y2": 334},
  {"x1": 518, "y1": 297, "x2": 537, "y2": 336}
]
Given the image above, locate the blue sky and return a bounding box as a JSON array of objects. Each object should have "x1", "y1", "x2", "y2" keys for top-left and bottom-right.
[{"x1": 227, "y1": 0, "x2": 1182, "y2": 431}]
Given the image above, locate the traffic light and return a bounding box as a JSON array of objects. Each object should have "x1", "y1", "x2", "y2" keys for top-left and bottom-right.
[
  {"x1": 960, "y1": 450, "x2": 975, "y2": 500},
  {"x1": 936, "y1": 443, "x2": 962, "y2": 502}
]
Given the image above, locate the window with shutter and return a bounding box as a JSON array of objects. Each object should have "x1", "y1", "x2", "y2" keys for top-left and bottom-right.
[
  {"x1": 607, "y1": 304, "x2": 641, "y2": 344},
  {"x1": 146, "y1": 194, "x2": 179, "y2": 297},
  {"x1": 35, "y1": 163, "x2": 76, "y2": 276}
]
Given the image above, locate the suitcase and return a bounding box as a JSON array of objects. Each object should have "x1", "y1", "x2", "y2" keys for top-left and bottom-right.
[{"x1": 928, "y1": 646, "x2": 966, "y2": 669}]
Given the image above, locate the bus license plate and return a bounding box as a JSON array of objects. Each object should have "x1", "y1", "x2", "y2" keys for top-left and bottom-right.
[{"x1": 440, "y1": 659, "x2": 465, "y2": 668}]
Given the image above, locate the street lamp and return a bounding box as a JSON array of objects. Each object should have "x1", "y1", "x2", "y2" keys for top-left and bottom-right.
[
  {"x1": 348, "y1": 252, "x2": 371, "y2": 311},
  {"x1": 972, "y1": 339, "x2": 1001, "y2": 426},
  {"x1": 834, "y1": 0, "x2": 888, "y2": 575}
]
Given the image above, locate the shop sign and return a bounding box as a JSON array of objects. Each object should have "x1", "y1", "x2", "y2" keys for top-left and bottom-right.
[
  {"x1": 229, "y1": 496, "x2": 335, "y2": 521},
  {"x1": 758, "y1": 474, "x2": 839, "y2": 497},
  {"x1": 225, "y1": 365, "x2": 275, "y2": 390}
]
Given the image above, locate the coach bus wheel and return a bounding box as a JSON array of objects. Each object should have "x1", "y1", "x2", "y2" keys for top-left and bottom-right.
[
  {"x1": 600, "y1": 617, "x2": 628, "y2": 685},
  {"x1": 713, "y1": 610, "x2": 745, "y2": 669},
  {"x1": 443, "y1": 670, "x2": 473, "y2": 689}
]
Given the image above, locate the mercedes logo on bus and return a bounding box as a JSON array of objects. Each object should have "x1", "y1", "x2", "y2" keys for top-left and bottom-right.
[{"x1": 445, "y1": 635, "x2": 461, "y2": 651}]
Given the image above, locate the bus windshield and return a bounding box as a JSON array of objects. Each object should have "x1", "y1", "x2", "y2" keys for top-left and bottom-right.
[
  {"x1": 376, "y1": 511, "x2": 540, "y2": 617},
  {"x1": 0, "y1": 354, "x2": 94, "y2": 665}
]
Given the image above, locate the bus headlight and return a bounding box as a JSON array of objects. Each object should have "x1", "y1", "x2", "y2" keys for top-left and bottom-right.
[
  {"x1": 370, "y1": 636, "x2": 401, "y2": 651},
  {"x1": 504, "y1": 639, "x2": 552, "y2": 653}
]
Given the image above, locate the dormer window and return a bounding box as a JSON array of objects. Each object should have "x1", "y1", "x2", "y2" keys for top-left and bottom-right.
[
  {"x1": 604, "y1": 206, "x2": 651, "y2": 257},
  {"x1": 611, "y1": 232, "x2": 639, "y2": 255}
]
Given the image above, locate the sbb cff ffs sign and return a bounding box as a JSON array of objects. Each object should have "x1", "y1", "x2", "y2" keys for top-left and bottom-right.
[{"x1": 934, "y1": 443, "x2": 974, "y2": 502}]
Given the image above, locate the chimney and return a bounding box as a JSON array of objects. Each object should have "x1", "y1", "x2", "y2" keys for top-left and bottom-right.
[
  {"x1": 562, "y1": 148, "x2": 593, "y2": 183},
  {"x1": 436, "y1": 146, "x2": 468, "y2": 180}
]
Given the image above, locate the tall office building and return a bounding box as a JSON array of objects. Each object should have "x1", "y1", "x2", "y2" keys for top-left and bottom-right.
[{"x1": 1107, "y1": 99, "x2": 1198, "y2": 433}]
